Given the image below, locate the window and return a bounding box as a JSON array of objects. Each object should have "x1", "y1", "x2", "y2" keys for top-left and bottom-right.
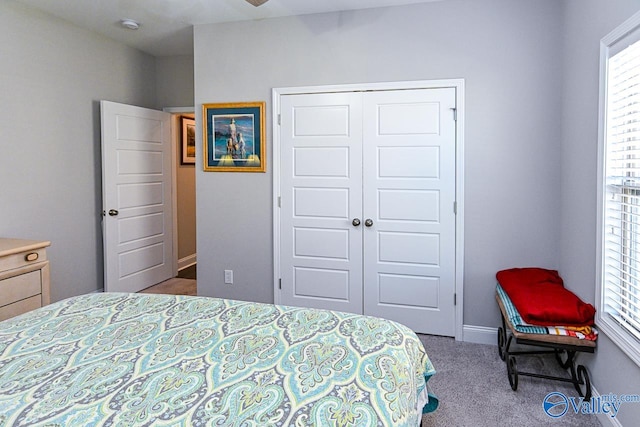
[{"x1": 597, "y1": 10, "x2": 640, "y2": 366}]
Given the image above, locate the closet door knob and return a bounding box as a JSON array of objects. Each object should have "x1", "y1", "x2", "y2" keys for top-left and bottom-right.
[
  {"x1": 352, "y1": 218, "x2": 361, "y2": 227},
  {"x1": 364, "y1": 219, "x2": 374, "y2": 227},
  {"x1": 108, "y1": 209, "x2": 119, "y2": 216}
]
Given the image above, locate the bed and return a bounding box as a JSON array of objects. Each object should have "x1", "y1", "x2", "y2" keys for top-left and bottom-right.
[{"x1": 0, "y1": 293, "x2": 437, "y2": 426}]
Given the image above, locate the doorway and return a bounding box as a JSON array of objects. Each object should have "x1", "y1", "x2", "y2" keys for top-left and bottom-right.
[
  {"x1": 169, "y1": 110, "x2": 197, "y2": 283},
  {"x1": 101, "y1": 102, "x2": 196, "y2": 293}
]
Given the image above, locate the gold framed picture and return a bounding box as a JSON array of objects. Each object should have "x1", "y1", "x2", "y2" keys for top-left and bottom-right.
[{"x1": 202, "y1": 102, "x2": 266, "y2": 172}]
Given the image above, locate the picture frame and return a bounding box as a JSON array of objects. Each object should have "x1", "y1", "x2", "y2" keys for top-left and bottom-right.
[
  {"x1": 202, "y1": 101, "x2": 266, "y2": 172},
  {"x1": 181, "y1": 116, "x2": 196, "y2": 165}
]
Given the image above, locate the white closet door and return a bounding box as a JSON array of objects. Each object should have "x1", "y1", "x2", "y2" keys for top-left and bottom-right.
[
  {"x1": 279, "y1": 92, "x2": 364, "y2": 314},
  {"x1": 362, "y1": 88, "x2": 457, "y2": 335}
]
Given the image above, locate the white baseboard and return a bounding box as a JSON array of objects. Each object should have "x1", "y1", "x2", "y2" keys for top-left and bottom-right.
[
  {"x1": 92, "y1": 288, "x2": 104, "y2": 293},
  {"x1": 178, "y1": 254, "x2": 196, "y2": 271},
  {"x1": 462, "y1": 324, "x2": 498, "y2": 345}
]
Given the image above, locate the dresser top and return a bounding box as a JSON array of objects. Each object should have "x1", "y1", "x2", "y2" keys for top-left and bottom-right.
[{"x1": 0, "y1": 238, "x2": 51, "y2": 257}]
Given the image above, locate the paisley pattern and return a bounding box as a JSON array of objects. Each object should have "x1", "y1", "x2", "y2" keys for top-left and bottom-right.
[{"x1": 0, "y1": 293, "x2": 436, "y2": 426}]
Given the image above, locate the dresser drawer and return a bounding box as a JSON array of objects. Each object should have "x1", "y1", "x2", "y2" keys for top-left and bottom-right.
[
  {"x1": 0, "y1": 270, "x2": 42, "y2": 307},
  {"x1": 0, "y1": 238, "x2": 50, "y2": 320},
  {"x1": 0, "y1": 295, "x2": 41, "y2": 321},
  {"x1": 0, "y1": 247, "x2": 47, "y2": 273}
]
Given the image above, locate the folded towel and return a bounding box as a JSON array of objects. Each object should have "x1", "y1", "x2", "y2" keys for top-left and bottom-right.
[
  {"x1": 545, "y1": 326, "x2": 598, "y2": 341},
  {"x1": 497, "y1": 284, "x2": 597, "y2": 340},
  {"x1": 496, "y1": 268, "x2": 595, "y2": 327}
]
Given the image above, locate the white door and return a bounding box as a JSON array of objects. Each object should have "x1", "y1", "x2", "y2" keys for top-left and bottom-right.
[
  {"x1": 362, "y1": 89, "x2": 456, "y2": 335},
  {"x1": 279, "y1": 92, "x2": 364, "y2": 313},
  {"x1": 101, "y1": 101, "x2": 173, "y2": 293}
]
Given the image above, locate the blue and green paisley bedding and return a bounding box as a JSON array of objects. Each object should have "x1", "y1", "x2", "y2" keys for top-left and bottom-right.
[{"x1": 0, "y1": 293, "x2": 436, "y2": 426}]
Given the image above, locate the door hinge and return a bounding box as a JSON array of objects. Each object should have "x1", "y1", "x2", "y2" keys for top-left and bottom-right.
[
  {"x1": 453, "y1": 201, "x2": 457, "y2": 215},
  {"x1": 451, "y1": 108, "x2": 457, "y2": 121},
  {"x1": 279, "y1": 278, "x2": 282, "y2": 289},
  {"x1": 278, "y1": 196, "x2": 281, "y2": 208},
  {"x1": 278, "y1": 114, "x2": 281, "y2": 125},
  {"x1": 454, "y1": 293, "x2": 457, "y2": 305}
]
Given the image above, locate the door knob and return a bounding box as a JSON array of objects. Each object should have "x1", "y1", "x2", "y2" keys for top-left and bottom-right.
[
  {"x1": 352, "y1": 218, "x2": 361, "y2": 226},
  {"x1": 108, "y1": 209, "x2": 119, "y2": 216},
  {"x1": 365, "y1": 218, "x2": 374, "y2": 227}
]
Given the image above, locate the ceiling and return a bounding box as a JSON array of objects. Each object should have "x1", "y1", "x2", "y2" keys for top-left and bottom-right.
[{"x1": 14, "y1": 0, "x2": 444, "y2": 57}]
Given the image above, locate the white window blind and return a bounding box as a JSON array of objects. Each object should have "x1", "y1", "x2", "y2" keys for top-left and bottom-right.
[
  {"x1": 599, "y1": 11, "x2": 640, "y2": 366},
  {"x1": 603, "y1": 38, "x2": 640, "y2": 341}
]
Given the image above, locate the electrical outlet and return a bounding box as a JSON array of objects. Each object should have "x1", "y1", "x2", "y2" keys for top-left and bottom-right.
[{"x1": 224, "y1": 270, "x2": 233, "y2": 284}]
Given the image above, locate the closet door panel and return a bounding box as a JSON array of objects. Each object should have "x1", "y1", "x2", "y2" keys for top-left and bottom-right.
[
  {"x1": 362, "y1": 88, "x2": 457, "y2": 335},
  {"x1": 279, "y1": 92, "x2": 363, "y2": 314}
]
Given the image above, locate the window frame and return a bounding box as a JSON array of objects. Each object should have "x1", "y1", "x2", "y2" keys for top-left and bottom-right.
[{"x1": 596, "y1": 10, "x2": 640, "y2": 368}]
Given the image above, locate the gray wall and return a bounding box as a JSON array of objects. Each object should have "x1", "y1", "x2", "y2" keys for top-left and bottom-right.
[
  {"x1": 559, "y1": 0, "x2": 640, "y2": 424},
  {"x1": 194, "y1": 0, "x2": 565, "y2": 326},
  {"x1": 156, "y1": 55, "x2": 195, "y2": 109},
  {"x1": 0, "y1": 2, "x2": 156, "y2": 301}
]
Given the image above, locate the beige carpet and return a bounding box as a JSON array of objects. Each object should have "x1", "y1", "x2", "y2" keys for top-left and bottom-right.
[{"x1": 138, "y1": 277, "x2": 196, "y2": 296}]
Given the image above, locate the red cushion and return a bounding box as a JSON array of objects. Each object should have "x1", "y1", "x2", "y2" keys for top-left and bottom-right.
[{"x1": 496, "y1": 268, "x2": 595, "y2": 326}]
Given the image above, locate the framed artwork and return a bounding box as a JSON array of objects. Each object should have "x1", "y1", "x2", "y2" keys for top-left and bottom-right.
[
  {"x1": 202, "y1": 101, "x2": 266, "y2": 172},
  {"x1": 181, "y1": 117, "x2": 196, "y2": 165}
]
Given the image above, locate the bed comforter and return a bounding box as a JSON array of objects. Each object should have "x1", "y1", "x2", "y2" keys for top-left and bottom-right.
[{"x1": 0, "y1": 293, "x2": 436, "y2": 426}]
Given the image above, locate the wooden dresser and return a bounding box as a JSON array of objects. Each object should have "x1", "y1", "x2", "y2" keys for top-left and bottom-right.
[{"x1": 0, "y1": 238, "x2": 51, "y2": 321}]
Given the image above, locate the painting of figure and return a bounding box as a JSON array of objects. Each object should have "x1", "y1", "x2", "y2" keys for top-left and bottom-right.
[{"x1": 203, "y1": 102, "x2": 265, "y2": 172}]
